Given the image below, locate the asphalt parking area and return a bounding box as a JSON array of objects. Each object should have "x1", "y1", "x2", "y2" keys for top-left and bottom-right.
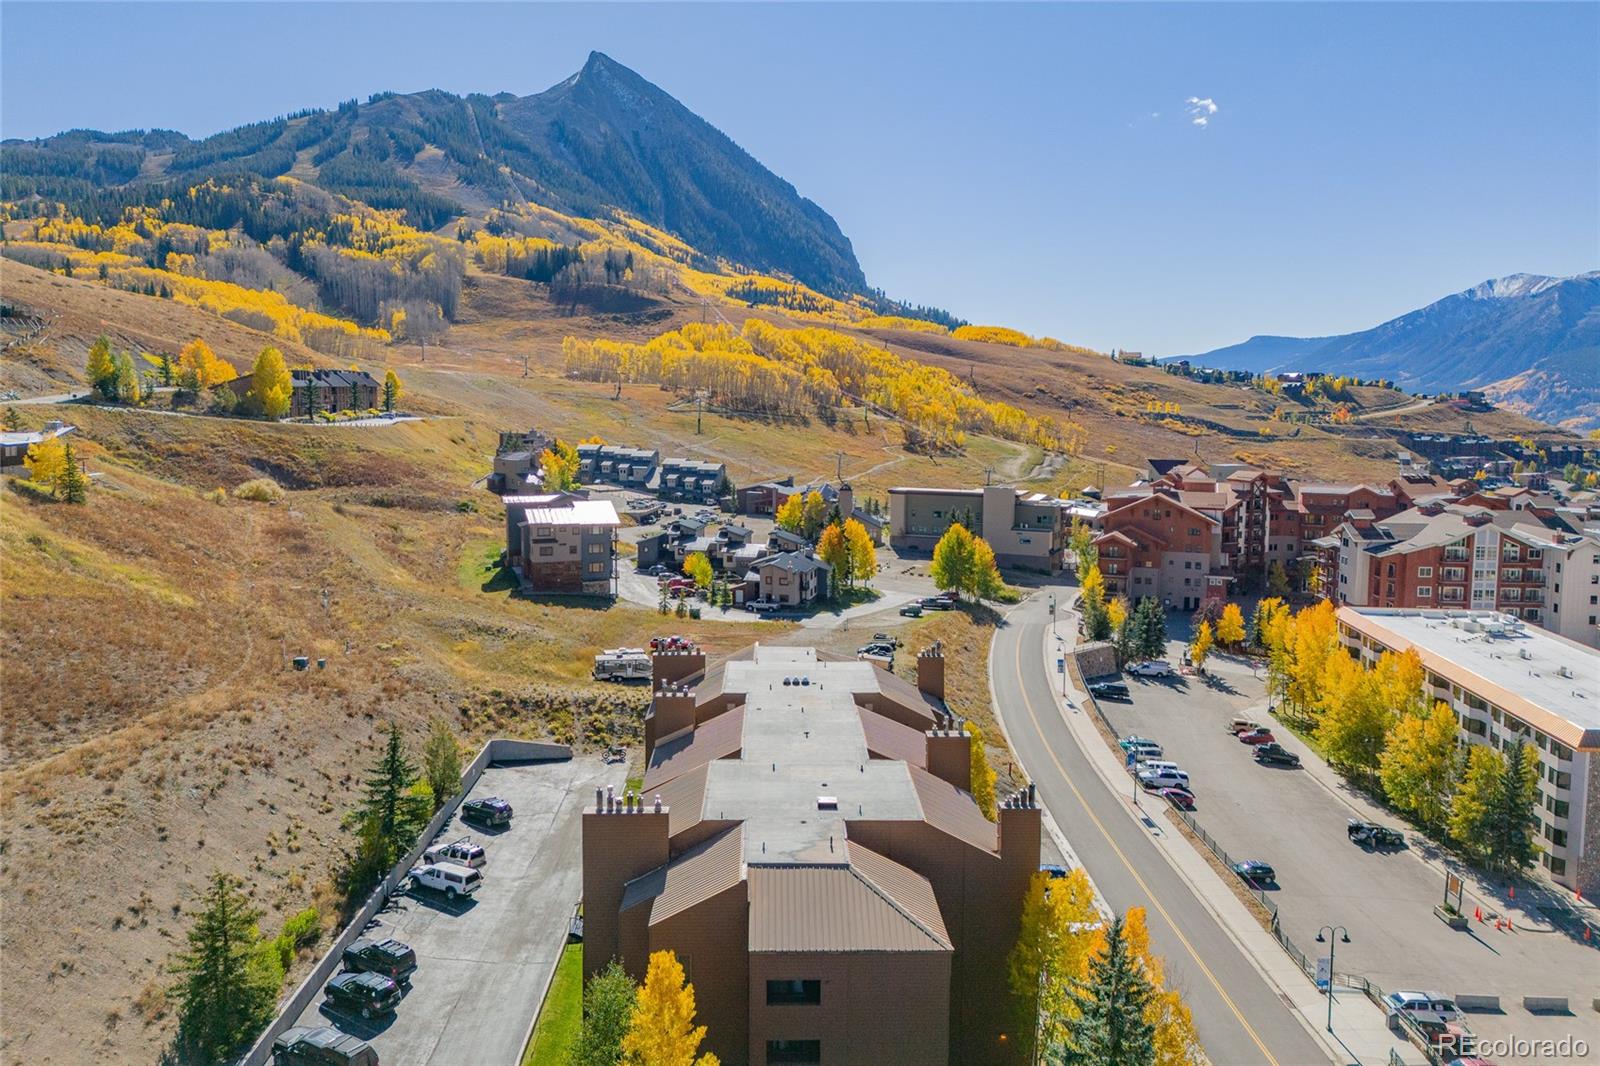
[
  {"x1": 290, "y1": 756, "x2": 625, "y2": 1066},
  {"x1": 1092, "y1": 657, "x2": 1598, "y2": 1062}
]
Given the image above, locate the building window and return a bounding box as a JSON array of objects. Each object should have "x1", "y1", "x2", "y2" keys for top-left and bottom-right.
[
  {"x1": 538, "y1": 546, "x2": 554, "y2": 557},
  {"x1": 1549, "y1": 856, "x2": 1567, "y2": 876},
  {"x1": 766, "y1": 980, "x2": 822, "y2": 1006},
  {"x1": 1417, "y1": 586, "x2": 1432, "y2": 598},
  {"x1": 1417, "y1": 567, "x2": 1432, "y2": 578},
  {"x1": 767, "y1": 1040, "x2": 822, "y2": 1064}
]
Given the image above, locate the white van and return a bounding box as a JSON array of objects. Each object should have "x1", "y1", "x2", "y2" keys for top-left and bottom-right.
[
  {"x1": 1137, "y1": 768, "x2": 1190, "y2": 790},
  {"x1": 1140, "y1": 760, "x2": 1182, "y2": 775}
]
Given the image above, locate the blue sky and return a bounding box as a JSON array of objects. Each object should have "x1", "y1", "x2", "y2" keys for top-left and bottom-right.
[{"x1": 3, "y1": 2, "x2": 1595, "y2": 355}]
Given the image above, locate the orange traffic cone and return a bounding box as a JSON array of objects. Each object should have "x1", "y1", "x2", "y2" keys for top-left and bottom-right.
[
  {"x1": 1495, "y1": 918, "x2": 1504, "y2": 930},
  {"x1": 1506, "y1": 919, "x2": 1514, "y2": 932},
  {"x1": 1509, "y1": 886, "x2": 1516, "y2": 900},
  {"x1": 1474, "y1": 905, "x2": 1483, "y2": 922},
  {"x1": 1583, "y1": 926, "x2": 1591, "y2": 943}
]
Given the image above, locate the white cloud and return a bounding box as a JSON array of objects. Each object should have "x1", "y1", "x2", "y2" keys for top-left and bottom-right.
[{"x1": 1185, "y1": 96, "x2": 1219, "y2": 128}]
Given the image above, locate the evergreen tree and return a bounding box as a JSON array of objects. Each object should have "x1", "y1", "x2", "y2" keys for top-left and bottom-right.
[
  {"x1": 1060, "y1": 913, "x2": 1157, "y2": 1066},
  {"x1": 58, "y1": 445, "x2": 88, "y2": 504},
  {"x1": 304, "y1": 371, "x2": 322, "y2": 420},
  {"x1": 2, "y1": 407, "x2": 18, "y2": 431},
  {"x1": 1486, "y1": 740, "x2": 1541, "y2": 873},
  {"x1": 1131, "y1": 598, "x2": 1167, "y2": 661},
  {"x1": 572, "y1": 961, "x2": 636, "y2": 1066},
  {"x1": 159, "y1": 350, "x2": 175, "y2": 386},
  {"x1": 360, "y1": 724, "x2": 429, "y2": 867},
  {"x1": 170, "y1": 871, "x2": 278, "y2": 1063}
]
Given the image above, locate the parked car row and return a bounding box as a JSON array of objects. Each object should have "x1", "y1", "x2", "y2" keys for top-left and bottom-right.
[{"x1": 1118, "y1": 734, "x2": 1197, "y2": 810}]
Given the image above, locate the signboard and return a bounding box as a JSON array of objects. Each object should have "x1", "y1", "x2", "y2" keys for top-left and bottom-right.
[
  {"x1": 1057, "y1": 657, "x2": 1066, "y2": 673},
  {"x1": 1126, "y1": 750, "x2": 1136, "y2": 770},
  {"x1": 1444, "y1": 872, "x2": 1464, "y2": 912},
  {"x1": 1315, "y1": 955, "x2": 1331, "y2": 992}
]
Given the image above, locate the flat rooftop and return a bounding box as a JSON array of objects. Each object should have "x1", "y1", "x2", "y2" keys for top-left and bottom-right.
[
  {"x1": 701, "y1": 649, "x2": 924, "y2": 862},
  {"x1": 1339, "y1": 608, "x2": 1600, "y2": 749}
]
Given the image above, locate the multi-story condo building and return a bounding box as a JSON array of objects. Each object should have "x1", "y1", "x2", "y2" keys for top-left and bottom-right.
[
  {"x1": 888, "y1": 485, "x2": 1070, "y2": 572},
  {"x1": 576, "y1": 444, "x2": 661, "y2": 488},
  {"x1": 501, "y1": 492, "x2": 620, "y2": 595},
  {"x1": 1337, "y1": 608, "x2": 1600, "y2": 895},
  {"x1": 1324, "y1": 502, "x2": 1598, "y2": 647},
  {"x1": 584, "y1": 642, "x2": 1040, "y2": 1065}
]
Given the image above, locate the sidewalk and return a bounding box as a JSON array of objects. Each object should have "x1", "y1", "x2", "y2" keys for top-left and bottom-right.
[{"x1": 1045, "y1": 613, "x2": 1427, "y2": 1066}]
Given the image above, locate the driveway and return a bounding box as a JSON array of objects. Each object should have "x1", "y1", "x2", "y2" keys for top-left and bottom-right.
[
  {"x1": 1095, "y1": 652, "x2": 1600, "y2": 1062},
  {"x1": 290, "y1": 756, "x2": 624, "y2": 1066}
]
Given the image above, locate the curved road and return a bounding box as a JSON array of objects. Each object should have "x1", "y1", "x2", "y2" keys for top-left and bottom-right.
[{"x1": 991, "y1": 589, "x2": 1330, "y2": 1066}]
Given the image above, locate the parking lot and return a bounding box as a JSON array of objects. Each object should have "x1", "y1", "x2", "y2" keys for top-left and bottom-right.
[
  {"x1": 289, "y1": 755, "x2": 625, "y2": 1066},
  {"x1": 1092, "y1": 652, "x2": 1599, "y2": 1062}
]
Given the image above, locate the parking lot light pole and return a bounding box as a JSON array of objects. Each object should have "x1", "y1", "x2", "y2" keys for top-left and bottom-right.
[{"x1": 1315, "y1": 925, "x2": 1351, "y2": 1032}]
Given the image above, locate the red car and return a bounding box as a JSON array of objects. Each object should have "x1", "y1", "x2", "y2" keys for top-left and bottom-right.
[
  {"x1": 1157, "y1": 787, "x2": 1195, "y2": 811},
  {"x1": 1238, "y1": 728, "x2": 1275, "y2": 745}
]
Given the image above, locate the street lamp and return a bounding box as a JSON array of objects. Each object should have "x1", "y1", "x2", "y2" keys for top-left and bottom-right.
[{"x1": 1315, "y1": 925, "x2": 1351, "y2": 1033}]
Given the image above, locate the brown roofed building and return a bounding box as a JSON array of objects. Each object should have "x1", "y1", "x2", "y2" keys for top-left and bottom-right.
[{"x1": 585, "y1": 642, "x2": 1040, "y2": 1065}]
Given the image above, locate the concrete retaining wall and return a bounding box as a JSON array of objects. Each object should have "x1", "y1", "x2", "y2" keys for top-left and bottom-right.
[{"x1": 240, "y1": 739, "x2": 571, "y2": 1065}]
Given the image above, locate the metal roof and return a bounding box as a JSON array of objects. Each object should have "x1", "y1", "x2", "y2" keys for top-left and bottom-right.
[
  {"x1": 521, "y1": 498, "x2": 620, "y2": 527},
  {"x1": 748, "y1": 861, "x2": 951, "y2": 953},
  {"x1": 856, "y1": 707, "x2": 928, "y2": 767},
  {"x1": 645, "y1": 707, "x2": 746, "y2": 791},
  {"x1": 621, "y1": 825, "x2": 745, "y2": 924},
  {"x1": 909, "y1": 766, "x2": 998, "y2": 853}
]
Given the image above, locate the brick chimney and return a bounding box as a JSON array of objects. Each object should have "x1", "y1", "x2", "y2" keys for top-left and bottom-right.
[
  {"x1": 644, "y1": 684, "x2": 698, "y2": 763},
  {"x1": 837, "y1": 482, "x2": 854, "y2": 520},
  {"x1": 917, "y1": 642, "x2": 945, "y2": 702},
  {"x1": 651, "y1": 645, "x2": 706, "y2": 690},
  {"x1": 581, "y1": 787, "x2": 670, "y2": 981},
  {"x1": 998, "y1": 783, "x2": 1042, "y2": 877},
  {"x1": 924, "y1": 717, "x2": 971, "y2": 791}
]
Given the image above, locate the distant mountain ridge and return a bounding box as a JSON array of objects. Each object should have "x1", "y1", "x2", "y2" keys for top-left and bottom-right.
[
  {"x1": 1175, "y1": 271, "x2": 1600, "y2": 429},
  {"x1": 1, "y1": 52, "x2": 867, "y2": 297}
]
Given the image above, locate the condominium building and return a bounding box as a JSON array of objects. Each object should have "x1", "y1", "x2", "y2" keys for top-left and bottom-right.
[
  {"x1": 501, "y1": 492, "x2": 620, "y2": 595},
  {"x1": 888, "y1": 484, "x2": 1070, "y2": 572},
  {"x1": 1336, "y1": 608, "x2": 1600, "y2": 895},
  {"x1": 584, "y1": 642, "x2": 1040, "y2": 1065},
  {"x1": 1324, "y1": 502, "x2": 1598, "y2": 647},
  {"x1": 576, "y1": 444, "x2": 660, "y2": 488}
]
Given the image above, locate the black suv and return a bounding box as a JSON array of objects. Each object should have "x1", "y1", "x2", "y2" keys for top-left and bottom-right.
[
  {"x1": 342, "y1": 937, "x2": 417, "y2": 983},
  {"x1": 324, "y1": 971, "x2": 402, "y2": 1019},
  {"x1": 1253, "y1": 743, "x2": 1301, "y2": 768},
  {"x1": 1088, "y1": 681, "x2": 1131, "y2": 701},
  {"x1": 272, "y1": 1026, "x2": 379, "y2": 1066},
  {"x1": 461, "y1": 796, "x2": 513, "y2": 827},
  {"x1": 1347, "y1": 819, "x2": 1405, "y2": 848}
]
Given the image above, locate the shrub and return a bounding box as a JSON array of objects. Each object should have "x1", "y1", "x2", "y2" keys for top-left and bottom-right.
[
  {"x1": 233, "y1": 478, "x2": 285, "y2": 503},
  {"x1": 205, "y1": 487, "x2": 228, "y2": 505}
]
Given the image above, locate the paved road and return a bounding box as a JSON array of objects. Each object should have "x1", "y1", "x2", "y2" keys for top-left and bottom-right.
[
  {"x1": 291, "y1": 757, "x2": 624, "y2": 1066},
  {"x1": 991, "y1": 591, "x2": 1330, "y2": 1066}
]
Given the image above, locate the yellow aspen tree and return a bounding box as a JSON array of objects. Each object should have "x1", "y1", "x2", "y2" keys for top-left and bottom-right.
[
  {"x1": 1190, "y1": 622, "x2": 1214, "y2": 669},
  {"x1": 621, "y1": 950, "x2": 719, "y2": 1066},
  {"x1": 843, "y1": 518, "x2": 876, "y2": 587},
  {"x1": 1216, "y1": 602, "x2": 1246, "y2": 646},
  {"x1": 1106, "y1": 597, "x2": 1128, "y2": 633},
  {"x1": 774, "y1": 493, "x2": 805, "y2": 534},
  {"x1": 248, "y1": 347, "x2": 293, "y2": 418},
  {"x1": 964, "y1": 721, "x2": 998, "y2": 821},
  {"x1": 816, "y1": 523, "x2": 850, "y2": 590},
  {"x1": 24, "y1": 437, "x2": 67, "y2": 492}
]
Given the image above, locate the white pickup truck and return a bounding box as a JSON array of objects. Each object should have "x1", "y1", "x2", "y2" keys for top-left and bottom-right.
[
  {"x1": 422, "y1": 837, "x2": 486, "y2": 868},
  {"x1": 407, "y1": 862, "x2": 482, "y2": 900}
]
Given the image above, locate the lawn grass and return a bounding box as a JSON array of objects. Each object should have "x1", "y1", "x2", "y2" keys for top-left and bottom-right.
[{"x1": 523, "y1": 940, "x2": 584, "y2": 1066}]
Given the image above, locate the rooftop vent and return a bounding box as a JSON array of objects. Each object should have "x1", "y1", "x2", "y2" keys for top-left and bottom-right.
[{"x1": 816, "y1": 796, "x2": 838, "y2": 811}]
